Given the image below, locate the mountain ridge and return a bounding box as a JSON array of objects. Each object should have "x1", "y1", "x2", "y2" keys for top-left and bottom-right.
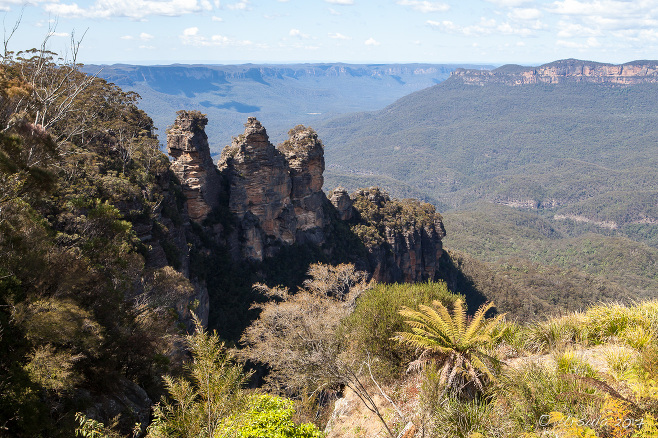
[
  {"x1": 452, "y1": 58, "x2": 658, "y2": 85},
  {"x1": 81, "y1": 62, "x2": 493, "y2": 148}
]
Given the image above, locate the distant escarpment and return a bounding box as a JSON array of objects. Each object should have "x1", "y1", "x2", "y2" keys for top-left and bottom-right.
[
  {"x1": 452, "y1": 58, "x2": 658, "y2": 86},
  {"x1": 167, "y1": 113, "x2": 446, "y2": 283}
]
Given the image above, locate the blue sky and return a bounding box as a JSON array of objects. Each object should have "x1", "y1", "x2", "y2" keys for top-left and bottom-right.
[{"x1": 2, "y1": 0, "x2": 658, "y2": 65}]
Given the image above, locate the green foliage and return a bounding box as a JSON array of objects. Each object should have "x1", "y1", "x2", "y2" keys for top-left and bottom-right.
[
  {"x1": 75, "y1": 412, "x2": 137, "y2": 438},
  {"x1": 147, "y1": 317, "x2": 252, "y2": 438},
  {"x1": 442, "y1": 204, "x2": 656, "y2": 321},
  {"x1": 496, "y1": 363, "x2": 599, "y2": 434},
  {"x1": 349, "y1": 187, "x2": 443, "y2": 247},
  {"x1": 322, "y1": 81, "x2": 658, "y2": 218},
  {"x1": 585, "y1": 303, "x2": 651, "y2": 344},
  {"x1": 555, "y1": 350, "x2": 597, "y2": 378},
  {"x1": 393, "y1": 298, "x2": 505, "y2": 398},
  {"x1": 428, "y1": 396, "x2": 493, "y2": 438},
  {"x1": 342, "y1": 281, "x2": 460, "y2": 378},
  {"x1": 0, "y1": 41, "x2": 186, "y2": 437},
  {"x1": 233, "y1": 394, "x2": 324, "y2": 438},
  {"x1": 524, "y1": 313, "x2": 589, "y2": 353}
]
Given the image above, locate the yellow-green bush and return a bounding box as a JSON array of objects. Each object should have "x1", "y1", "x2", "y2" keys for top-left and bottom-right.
[{"x1": 340, "y1": 281, "x2": 460, "y2": 379}]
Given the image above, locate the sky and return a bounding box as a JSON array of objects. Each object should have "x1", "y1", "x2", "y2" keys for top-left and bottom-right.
[{"x1": 1, "y1": 0, "x2": 658, "y2": 65}]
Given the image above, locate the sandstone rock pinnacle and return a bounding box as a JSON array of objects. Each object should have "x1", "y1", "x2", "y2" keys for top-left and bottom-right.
[
  {"x1": 329, "y1": 187, "x2": 353, "y2": 221},
  {"x1": 279, "y1": 125, "x2": 326, "y2": 243},
  {"x1": 218, "y1": 118, "x2": 296, "y2": 260},
  {"x1": 167, "y1": 110, "x2": 221, "y2": 222}
]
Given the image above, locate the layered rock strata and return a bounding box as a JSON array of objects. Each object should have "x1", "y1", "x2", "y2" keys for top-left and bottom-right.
[
  {"x1": 279, "y1": 125, "x2": 326, "y2": 244},
  {"x1": 452, "y1": 59, "x2": 658, "y2": 86},
  {"x1": 217, "y1": 118, "x2": 296, "y2": 260},
  {"x1": 167, "y1": 110, "x2": 222, "y2": 222},
  {"x1": 329, "y1": 187, "x2": 353, "y2": 221}
]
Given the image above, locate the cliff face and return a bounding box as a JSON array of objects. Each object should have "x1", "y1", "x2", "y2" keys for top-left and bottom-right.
[
  {"x1": 218, "y1": 118, "x2": 299, "y2": 260},
  {"x1": 452, "y1": 59, "x2": 658, "y2": 86},
  {"x1": 167, "y1": 111, "x2": 222, "y2": 222},
  {"x1": 279, "y1": 125, "x2": 326, "y2": 244},
  {"x1": 349, "y1": 188, "x2": 446, "y2": 283}
]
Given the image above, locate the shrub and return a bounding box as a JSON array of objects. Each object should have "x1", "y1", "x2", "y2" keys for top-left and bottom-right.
[
  {"x1": 555, "y1": 350, "x2": 597, "y2": 378},
  {"x1": 584, "y1": 302, "x2": 650, "y2": 344},
  {"x1": 393, "y1": 298, "x2": 505, "y2": 399},
  {"x1": 234, "y1": 394, "x2": 324, "y2": 438},
  {"x1": 240, "y1": 263, "x2": 371, "y2": 395},
  {"x1": 429, "y1": 396, "x2": 493, "y2": 438},
  {"x1": 523, "y1": 312, "x2": 588, "y2": 354},
  {"x1": 341, "y1": 281, "x2": 460, "y2": 379},
  {"x1": 495, "y1": 363, "x2": 598, "y2": 435},
  {"x1": 147, "y1": 316, "x2": 252, "y2": 438}
]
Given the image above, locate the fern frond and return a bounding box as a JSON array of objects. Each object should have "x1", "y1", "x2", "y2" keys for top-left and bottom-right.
[
  {"x1": 417, "y1": 302, "x2": 455, "y2": 341},
  {"x1": 464, "y1": 302, "x2": 495, "y2": 341},
  {"x1": 452, "y1": 299, "x2": 467, "y2": 344}
]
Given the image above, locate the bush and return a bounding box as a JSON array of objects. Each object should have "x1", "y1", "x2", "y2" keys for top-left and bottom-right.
[
  {"x1": 341, "y1": 281, "x2": 460, "y2": 379},
  {"x1": 495, "y1": 363, "x2": 598, "y2": 435},
  {"x1": 234, "y1": 394, "x2": 324, "y2": 438},
  {"x1": 523, "y1": 312, "x2": 588, "y2": 353},
  {"x1": 585, "y1": 302, "x2": 650, "y2": 344}
]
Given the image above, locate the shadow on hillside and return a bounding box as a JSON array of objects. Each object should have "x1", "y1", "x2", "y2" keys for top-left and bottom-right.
[{"x1": 436, "y1": 251, "x2": 490, "y2": 316}]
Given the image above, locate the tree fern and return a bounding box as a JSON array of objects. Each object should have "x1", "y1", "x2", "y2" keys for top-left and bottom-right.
[{"x1": 393, "y1": 298, "x2": 504, "y2": 398}]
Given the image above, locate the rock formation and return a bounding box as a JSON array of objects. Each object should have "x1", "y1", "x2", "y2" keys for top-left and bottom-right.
[
  {"x1": 452, "y1": 59, "x2": 658, "y2": 86},
  {"x1": 279, "y1": 125, "x2": 326, "y2": 244},
  {"x1": 167, "y1": 114, "x2": 447, "y2": 284},
  {"x1": 329, "y1": 187, "x2": 353, "y2": 221},
  {"x1": 349, "y1": 188, "x2": 446, "y2": 283},
  {"x1": 217, "y1": 117, "x2": 296, "y2": 260},
  {"x1": 167, "y1": 110, "x2": 222, "y2": 222}
]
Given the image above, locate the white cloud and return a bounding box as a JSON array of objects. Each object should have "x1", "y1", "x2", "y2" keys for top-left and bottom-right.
[
  {"x1": 549, "y1": 0, "x2": 658, "y2": 23},
  {"x1": 329, "y1": 8, "x2": 341, "y2": 15},
  {"x1": 485, "y1": 0, "x2": 531, "y2": 6},
  {"x1": 289, "y1": 28, "x2": 310, "y2": 39},
  {"x1": 140, "y1": 32, "x2": 154, "y2": 40},
  {"x1": 397, "y1": 0, "x2": 449, "y2": 13},
  {"x1": 547, "y1": 0, "x2": 658, "y2": 47},
  {"x1": 427, "y1": 17, "x2": 539, "y2": 36},
  {"x1": 51, "y1": 32, "x2": 70, "y2": 37},
  {"x1": 364, "y1": 37, "x2": 380, "y2": 46},
  {"x1": 212, "y1": 15, "x2": 223, "y2": 21},
  {"x1": 508, "y1": 8, "x2": 541, "y2": 20},
  {"x1": 180, "y1": 27, "x2": 253, "y2": 46},
  {"x1": 120, "y1": 35, "x2": 134, "y2": 40},
  {"x1": 556, "y1": 36, "x2": 601, "y2": 48},
  {"x1": 328, "y1": 32, "x2": 351, "y2": 40},
  {"x1": 45, "y1": 0, "x2": 214, "y2": 19},
  {"x1": 226, "y1": 0, "x2": 249, "y2": 10},
  {"x1": 0, "y1": 0, "x2": 50, "y2": 11},
  {"x1": 557, "y1": 21, "x2": 601, "y2": 37},
  {"x1": 611, "y1": 28, "x2": 658, "y2": 42},
  {"x1": 325, "y1": 0, "x2": 353, "y2": 4}
]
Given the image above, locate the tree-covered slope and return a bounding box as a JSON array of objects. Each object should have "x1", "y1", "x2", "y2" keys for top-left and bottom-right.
[{"x1": 320, "y1": 78, "x2": 658, "y2": 224}]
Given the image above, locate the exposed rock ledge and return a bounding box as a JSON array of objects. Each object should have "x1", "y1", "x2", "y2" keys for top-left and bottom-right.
[{"x1": 452, "y1": 59, "x2": 658, "y2": 86}]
